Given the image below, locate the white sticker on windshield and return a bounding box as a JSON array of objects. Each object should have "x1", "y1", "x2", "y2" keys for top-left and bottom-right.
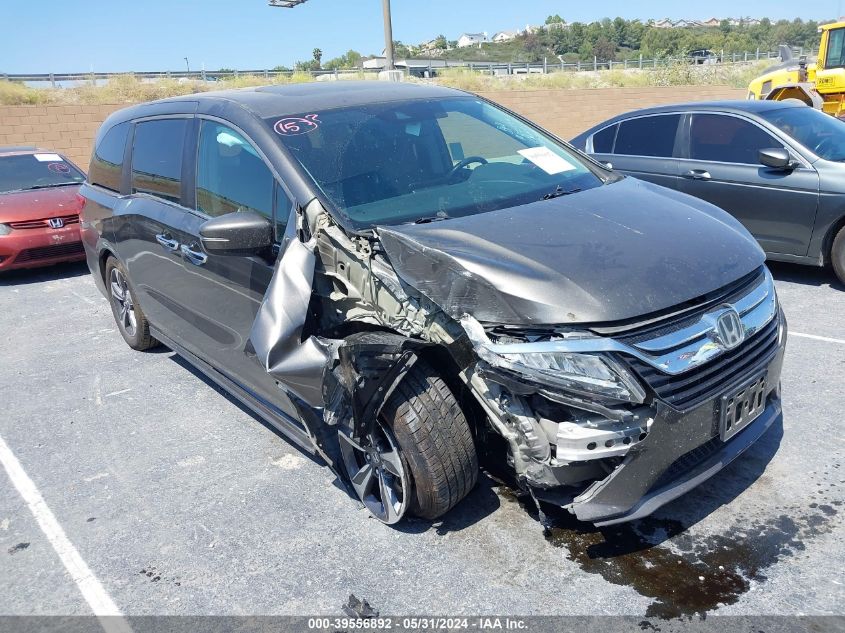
[
  {"x1": 34, "y1": 153, "x2": 63, "y2": 162},
  {"x1": 518, "y1": 147, "x2": 576, "y2": 175}
]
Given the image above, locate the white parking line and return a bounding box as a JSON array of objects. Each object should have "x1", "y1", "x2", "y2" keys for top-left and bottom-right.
[
  {"x1": 0, "y1": 434, "x2": 132, "y2": 633},
  {"x1": 790, "y1": 331, "x2": 845, "y2": 345}
]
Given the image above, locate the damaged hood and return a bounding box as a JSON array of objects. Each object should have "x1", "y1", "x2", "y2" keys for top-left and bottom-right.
[{"x1": 377, "y1": 178, "x2": 764, "y2": 325}]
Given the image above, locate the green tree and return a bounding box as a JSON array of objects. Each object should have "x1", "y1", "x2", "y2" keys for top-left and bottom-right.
[
  {"x1": 393, "y1": 41, "x2": 414, "y2": 58},
  {"x1": 322, "y1": 50, "x2": 363, "y2": 70},
  {"x1": 429, "y1": 16, "x2": 824, "y2": 64},
  {"x1": 594, "y1": 36, "x2": 617, "y2": 61},
  {"x1": 545, "y1": 14, "x2": 564, "y2": 24},
  {"x1": 434, "y1": 34, "x2": 448, "y2": 49},
  {"x1": 312, "y1": 48, "x2": 323, "y2": 68},
  {"x1": 295, "y1": 59, "x2": 320, "y2": 71}
]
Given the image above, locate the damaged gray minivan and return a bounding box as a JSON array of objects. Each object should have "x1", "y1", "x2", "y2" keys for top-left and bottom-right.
[{"x1": 80, "y1": 82, "x2": 786, "y2": 526}]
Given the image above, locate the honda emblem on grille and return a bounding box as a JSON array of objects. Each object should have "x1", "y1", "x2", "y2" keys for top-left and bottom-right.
[
  {"x1": 48, "y1": 218, "x2": 64, "y2": 229},
  {"x1": 713, "y1": 308, "x2": 745, "y2": 350}
]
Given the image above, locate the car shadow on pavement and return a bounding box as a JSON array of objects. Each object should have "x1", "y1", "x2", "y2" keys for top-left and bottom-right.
[
  {"x1": 768, "y1": 260, "x2": 844, "y2": 289},
  {"x1": 169, "y1": 351, "x2": 505, "y2": 530},
  {"x1": 0, "y1": 261, "x2": 90, "y2": 286},
  {"x1": 396, "y1": 473, "x2": 503, "y2": 535},
  {"x1": 167, "y1": 352, "x2": 330, "y2": 465}
]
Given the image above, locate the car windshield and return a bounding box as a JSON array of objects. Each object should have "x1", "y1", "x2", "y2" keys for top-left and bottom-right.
[
  {"x1": 760, "y1": 106, "x2": 845, "y2": 161},
  {"x1": 0, "y1": 153, "x2": 85, "y2": 194},
  {"x1": 270, "y1": 96, "x2": 604, "y2": 229}
]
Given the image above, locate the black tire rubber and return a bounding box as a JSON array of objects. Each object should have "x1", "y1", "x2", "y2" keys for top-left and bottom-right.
[
  {"x1": 380, "y1": 358, "x2": 479, "y2": 520},
  {"x1": 832, "y1": 225, "x2": 845, "y2": 286},
  {"x1": 104, "y1": 256, "x2": 159, "y2": 351}
]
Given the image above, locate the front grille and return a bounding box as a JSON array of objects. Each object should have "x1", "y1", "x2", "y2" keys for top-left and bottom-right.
[
  {"x1": 617, "y1": 268, "x2": 765, "y2": 344},
  {"x1": 590, "y1": 267, "x2": 765, "y2": 338},
  {"x1": 8, "y1": 214, "x2": 79, "y2": 230},
  {"x1": 626, "y1": 315, "x2": 780, "y2": 410},
  {"x1": 14, "y1": 241, "x2": 84, "y2": 263}
]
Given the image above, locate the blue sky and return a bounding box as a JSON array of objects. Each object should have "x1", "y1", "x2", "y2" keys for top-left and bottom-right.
[{"x1": 1, "y1": 0, "x2": 840, "y2": 73}]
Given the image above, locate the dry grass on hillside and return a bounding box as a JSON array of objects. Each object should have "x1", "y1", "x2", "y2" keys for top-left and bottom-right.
[
  {"x1": 0, "y1": 62, "x2": 767, "y2": 105},
  {"x1": 0, "y1": 72, "x2": 337, "y2": 105},
  {"x1": 428, "y1": 61, "x2": 767, "y2": 92}
]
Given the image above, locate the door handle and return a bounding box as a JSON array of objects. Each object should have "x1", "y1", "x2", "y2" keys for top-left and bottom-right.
[
  {"x1": 155, "y1": 233, "x2": 179, "y2": 251},
  {"x1": 684, "y1": 169, "x2": 712, "y2": 181},
  {"x1": 181, "y1": 243, "x2": 208, "y2": 266}
]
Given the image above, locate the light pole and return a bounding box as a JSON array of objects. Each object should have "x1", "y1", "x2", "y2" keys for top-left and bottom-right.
[
  {"x1": 269, "y1": 0, "x2": 395, "y2": 70},
  {"x1": 381, "y1": 0, "x2": 394, "y2": 70},
  {"x1": 184, "y1": 57, "x2": 190, "y2": 72}
]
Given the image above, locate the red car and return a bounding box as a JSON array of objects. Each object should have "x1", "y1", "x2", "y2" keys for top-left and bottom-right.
[{"x1": 0, "y1": 146, "x2": 86, "y2": 272}]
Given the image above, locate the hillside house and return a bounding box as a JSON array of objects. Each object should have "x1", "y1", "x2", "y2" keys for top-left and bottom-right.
[
  {"x1": 457, "y1": 32, "x2": 487, "y2": 48},
  {"x1": 492, "y1": 31, "x2": 517, "y2": 42}
]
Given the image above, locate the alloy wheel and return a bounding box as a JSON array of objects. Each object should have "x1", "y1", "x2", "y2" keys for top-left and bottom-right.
[
  {"x1": 109, "y1": 267, "x2": 137, "y2": 337},
  {"x1": 338, "y1": 419, "x2": 409, "y2": 524}
]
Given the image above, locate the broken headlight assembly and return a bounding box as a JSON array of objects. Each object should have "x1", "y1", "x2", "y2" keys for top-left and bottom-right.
[
  {"x1": 495, "y1": 350, "x2": 644, "y2": 403},
  {"x1": 461, "y1": 316, "x2": 646, "y2": 404}
]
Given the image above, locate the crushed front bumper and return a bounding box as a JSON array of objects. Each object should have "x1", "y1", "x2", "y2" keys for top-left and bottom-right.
[
  {"x1": 564, "y1": 344, "x2": 785, "y2": 525},
  {"x1": 571, "y1": 393, "x2": 781, "y2": 525}
]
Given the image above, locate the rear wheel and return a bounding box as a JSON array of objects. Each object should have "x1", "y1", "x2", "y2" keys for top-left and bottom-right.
[
  {"x1": 832, "y1": 226, "x2": 845, "y2": 286},
  {"x1": 105, "y1": 257, "x2": 159, "y2": 351},
  {"x1": 337, "y1": 359, "x2": 478, "y2": 524}
]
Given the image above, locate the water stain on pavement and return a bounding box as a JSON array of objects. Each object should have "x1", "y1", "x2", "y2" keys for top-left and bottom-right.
[{"x1": 499, "y1": 488, "x2": 839, "y2": 619}]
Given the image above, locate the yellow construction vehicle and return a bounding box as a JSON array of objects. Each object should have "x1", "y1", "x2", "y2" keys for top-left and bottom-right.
[{"x1": 747, "y1": 21, "x2": 845, "y2": 117}]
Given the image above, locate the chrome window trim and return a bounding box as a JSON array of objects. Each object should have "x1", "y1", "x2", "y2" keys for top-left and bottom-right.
[{"x1": 479, "y1": 269, "x2": 778, "y2": 377}]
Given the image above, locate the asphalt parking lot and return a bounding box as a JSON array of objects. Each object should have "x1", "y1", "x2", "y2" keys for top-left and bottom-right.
[{"x1": 0, "y1": 260, "x2": 843, "y2": 620}]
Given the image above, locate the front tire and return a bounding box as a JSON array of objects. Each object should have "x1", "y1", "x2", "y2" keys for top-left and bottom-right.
[
  {"x1": 832, "y1": 225, "x2": 845, "y2": 286},
  {"x1": 105, "y1": 256, "x2": 159, "y2": 351},
  {"x1": 337, "y1": 358, "x2": 478, "y2": 524}
]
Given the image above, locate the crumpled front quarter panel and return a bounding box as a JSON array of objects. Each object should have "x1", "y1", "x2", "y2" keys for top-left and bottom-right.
[{"x1": 249, "y1": 237, "x2": 334, "y2": 407}]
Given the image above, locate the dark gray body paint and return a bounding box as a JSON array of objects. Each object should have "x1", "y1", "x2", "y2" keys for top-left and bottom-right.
[{"x1": 379, "y1": 177, "x2": 764, "y2": 325}]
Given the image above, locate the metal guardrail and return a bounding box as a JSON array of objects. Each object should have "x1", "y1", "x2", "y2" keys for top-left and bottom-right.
[{"x1": 1, "y1": 49, "x2": 802, "y2": 87}]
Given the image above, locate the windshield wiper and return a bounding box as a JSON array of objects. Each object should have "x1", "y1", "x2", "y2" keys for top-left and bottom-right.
[
  {"x1": 541, "y1": 185, "x2": 582, "y2": 200},
  {"x1": 24, "y1": 182, "x2": 82, "y2": 191},
  {"x1": 412, "y1": 215, "x2": 449, "y2": 224}
]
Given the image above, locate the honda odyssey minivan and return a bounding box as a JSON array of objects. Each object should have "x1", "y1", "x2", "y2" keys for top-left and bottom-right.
[{"x1": 80, "y1": 82, "x2": 786, "y2": 526}]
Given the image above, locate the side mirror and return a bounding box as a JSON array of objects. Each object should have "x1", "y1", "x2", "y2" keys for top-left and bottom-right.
[
  {"x1": 758, "y1": 147, "x2": 792, "y2": 170},
  {"x1": 199, "y1": 210, "x2": 273, "y2": 256}
]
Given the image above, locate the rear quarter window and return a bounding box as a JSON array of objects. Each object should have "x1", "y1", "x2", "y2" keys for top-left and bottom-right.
[
  {"x1": 614, "y1": 115, "x2": 681, "y2": 157},
  {"x1": 130, "y1": 119, "x2": 188, "y2": 204},
  {"x1": 591, "y1": 124, "x2": 618, "y2": 153},
  {"x1": 89, "y1": 122, "x2": 130, "y2": 192}
]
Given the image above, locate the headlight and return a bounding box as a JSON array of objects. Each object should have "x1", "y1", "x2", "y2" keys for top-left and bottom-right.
[
  {"x1": 0, "y1": 224, "x2": 11, "y2": 236},
  {"x1": 496, "y1": 351, "x2": 644, "y2": 402},
  {"x1": 461, "y1": 315, "x2": 645, "y2": 404}
]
